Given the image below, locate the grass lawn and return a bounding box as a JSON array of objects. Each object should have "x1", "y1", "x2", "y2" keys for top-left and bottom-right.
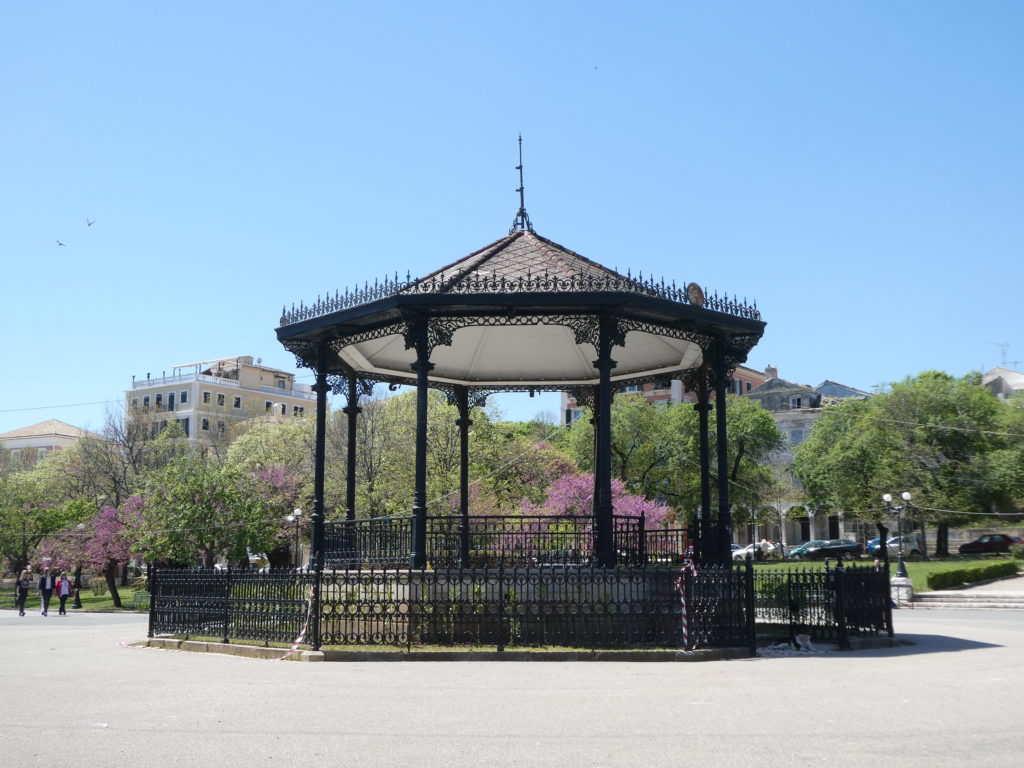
[
  {"x1": 751, "y1": 556, "x2": 1020, "y2": 592},
  {"x1": 0, "y1": 582, "x2": 148, "y2": 612}
]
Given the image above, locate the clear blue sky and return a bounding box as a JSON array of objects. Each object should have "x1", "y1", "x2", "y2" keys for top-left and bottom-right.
[{"x1": 2, "y1": 1, "x2": 1022, "y2": 435}]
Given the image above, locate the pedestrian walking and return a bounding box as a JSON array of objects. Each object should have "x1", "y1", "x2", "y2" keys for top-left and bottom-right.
[
  {"x1": 55, "y1": 572, "x2": 73, "y2": 615},
  {"x1": 37, "y1": 568, "x2": 55, "y2": 616},
  {"x1": 14, "y1": 569, "x2": 31, "y2": 616}
]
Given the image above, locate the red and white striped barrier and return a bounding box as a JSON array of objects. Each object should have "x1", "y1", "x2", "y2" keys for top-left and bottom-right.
[
  {"x1": 278, "y1": 583, "x2": 316, "y2": 661},
  {"x1": 675, "y1": 559, "x2": 698, "y2": 649}
]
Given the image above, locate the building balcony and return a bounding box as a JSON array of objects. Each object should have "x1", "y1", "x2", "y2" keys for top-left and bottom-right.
[{"x1": 131, "y1": 373, "x2": 315, "y2": 401}]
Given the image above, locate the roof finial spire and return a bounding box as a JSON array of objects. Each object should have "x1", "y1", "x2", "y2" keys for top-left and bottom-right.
[{"x1": 510, "y1": 134, "x2": 534, "y2": 234}]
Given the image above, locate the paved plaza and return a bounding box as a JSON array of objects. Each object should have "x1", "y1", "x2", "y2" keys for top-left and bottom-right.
[{"x1": 1, "y1": 602, "x2": 1021, "y2": 767}]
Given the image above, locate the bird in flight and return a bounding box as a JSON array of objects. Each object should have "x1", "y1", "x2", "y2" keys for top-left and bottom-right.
[
  {"x1": 57, "y1": 240, "x2": 66, "y2": 246},
  {"x1": 86, "y1": 219, "x2": 95, "y2": 227}
]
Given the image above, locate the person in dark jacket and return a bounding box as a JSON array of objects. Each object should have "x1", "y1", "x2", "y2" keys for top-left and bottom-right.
[
  {"x1": 37, "y1": 568, "x2": 55, "y2": 616},
  {"x1": 14, "y1": 569, "x2": 31, "y2": 616}
]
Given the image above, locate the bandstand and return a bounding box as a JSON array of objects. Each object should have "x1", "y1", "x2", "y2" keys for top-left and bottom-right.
[
  {"x1": 267, "y1": 181, "x2": 765, "y2": 648},
  {"x1": 147, "y1": 186, "x2": 894, "y2": 654},
  {"x1": 148, "y1": 171, "x2": 894, "y2": 653}
]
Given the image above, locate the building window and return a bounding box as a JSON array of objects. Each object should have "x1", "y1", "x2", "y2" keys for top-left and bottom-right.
[
  {"x1": 180, "y1": 390, "x2": 189, "y2": 404},
  {"x1": 619, "y1": 385, "x2": 640, "y2": 394},
  {"x1": 178, "y1": 417, "x2": 190, "y2": 438},
  {"x1": 203, "y1": 391, "x2": 211, "y2": 404},
  {"x1": 143, "y1": 395, "x2": 150, "y2": 412},
  {"x1": 201, "y1": 418, "x2": 210, "y2": 431},
  {"x1": 276, "y1": 380, "x2": 286, "y2": 389},
  {"x1": 293, "y1": 405, "x2": 304, "y2": 416},
  {"x1": 652, "y1": 380, "x2": 672, "y2": 391},
  {"x1": 218, "y1": 421, "x2": 225, "y2": 434},
  {"x1": 217, "y1": 393, "x2": 225, "y2": 407},
  {"x1": 265, "y1": 401, "x2": 273, "y2": 413},
  {"x1": 155, "y1": 393, "x2": 163, "y2": 410},
  {"x1": 746, "y1": 382, "x2": 752, "y2": 392},
  {"x1": 280, "y1": 404, "x2": 286, "y2": 416},
  {"x1": 233, "y1": 396, "x2": 242, "y2": 409},
  {"x1": 132, "y1": 398, "x2": 139, "y2": 410},
  {"x1": 790, "y1": 396, "x2": 802, "y2": 409},
  {"x1": 167, "y1": 392, "x2": 175, "y2": 411},
  {"x1": 789, "y1": 429, "x2": 804, "y2": 446}
]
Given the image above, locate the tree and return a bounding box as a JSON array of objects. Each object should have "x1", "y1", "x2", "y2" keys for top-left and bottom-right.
[
  {"x1": 793, "y1": 371, "x2": 1024, "y2": 555},
  {"x1": 522, "y1": 471, "x2": 671, "y2": 527},
  {"x1": 134, "y1": 454, "x2": 286, "y2": 567},
  {"x1": 559, "y1": 394, "x2": 784, "y2": 525},
  {"x1": 0, "y1": 457, "x2": 95, "y2": 576}
]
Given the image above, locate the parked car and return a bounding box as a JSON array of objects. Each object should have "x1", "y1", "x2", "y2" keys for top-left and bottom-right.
[
  {"x1": 790, "y1": 539, "x2": 861, "y2": 560},
  {"x1": 731, "y1": 541, "x2": 783, "y2": 560},
  {"x1": 786, "y1": 540, "x2": 827, "y2": 559},
  {"x1": 867, "y1": 534, "x2": 922, "y2": 557},
  {"x1": 958, "y1": 534, "x2": 1024, "y2": 555}
]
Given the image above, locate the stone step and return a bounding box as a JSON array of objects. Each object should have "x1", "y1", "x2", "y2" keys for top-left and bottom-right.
[
  {"x1": 916, "y1": 592, "x2": 1024, "y2": 603},
  {"x1": 909, "y1": 601, "x2": 1024, "y2": 610}
]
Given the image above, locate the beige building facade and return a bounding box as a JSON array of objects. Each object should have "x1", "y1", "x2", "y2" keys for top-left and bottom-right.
[
  {"x1": 0, "y1": 419, "x2": 97, "y2": 466},
  {"x1": 127, "y1": 356, "x2": 315, "y2": 445}
]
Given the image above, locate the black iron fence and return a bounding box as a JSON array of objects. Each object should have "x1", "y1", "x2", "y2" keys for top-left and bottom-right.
[
  {"x1": 324, "y1": 516, "x2": 412, "y2": 569},
  {"x1": 148, "y1": 559, "x2": 888, "y2": 653},
  {"x1": 148, "y1": 568, "x2": 315, "y2": 645},
  {"x1": 322, "y1": 514, "x2": 690, "y2": 569},
  {"x1": 752, "y1": 561, "x2": 892, "y2": 646},
  {"x1": 152, "y1": 563, "x2": 743, "y2": 651}
]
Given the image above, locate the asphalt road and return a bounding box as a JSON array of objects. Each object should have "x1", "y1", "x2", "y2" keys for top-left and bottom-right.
[{"x1": 1, "y1": 608, "x2": 1021, "y2": 767}]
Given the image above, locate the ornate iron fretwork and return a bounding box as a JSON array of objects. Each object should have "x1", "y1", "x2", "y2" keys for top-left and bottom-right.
[
  {"x1": 149, "y1": 559, "x2": 890, "y2": 652},
  {"x1": 328, "y1": 375, "x2": 377, "y2": 401},
  {"x1": 279, "y1": 270, "x2": 761, "y2": 328},
  {"x1": 282, "y1": 339, "x2": 321, "y2": 371},
  {"x1": 443, "y1": 388, "x2": 494, "y2": 409},
  {"x1": 568, "y1": 387, "x2": 596, "y2": 409},
  {"x1": 399, "y1": 311, "x2": 459, "y2": 358}
]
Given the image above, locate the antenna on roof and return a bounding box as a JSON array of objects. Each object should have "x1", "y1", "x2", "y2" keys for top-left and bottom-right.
[{"x1": 510, "y1": 134, "x2": 534, "y2": 234}]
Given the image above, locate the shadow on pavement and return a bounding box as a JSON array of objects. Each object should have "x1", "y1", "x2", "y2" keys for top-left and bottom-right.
[{"x1": 842, "y1": 634, "x2": 1000, "y2": 657}]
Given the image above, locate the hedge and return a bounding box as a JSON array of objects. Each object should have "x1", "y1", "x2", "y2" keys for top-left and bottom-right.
[{"x1": 926, "y1": 561, "x2": 1019, "y2": 591}]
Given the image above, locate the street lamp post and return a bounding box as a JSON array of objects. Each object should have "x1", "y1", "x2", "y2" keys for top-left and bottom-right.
[
  {"x1": 882, "y1": 492, "x2": 912, "y2": 578},
  {"x1": 286, "y1": 508, "x2": 302, "y2": 568}
]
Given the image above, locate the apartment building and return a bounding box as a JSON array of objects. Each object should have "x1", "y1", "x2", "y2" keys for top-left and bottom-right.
[
  {"x1": 560, "y1": 364, "x2": 770, "y2": 425},
  {"x1": 127, "y1": 356, "x2": 316, "y2": 444}
]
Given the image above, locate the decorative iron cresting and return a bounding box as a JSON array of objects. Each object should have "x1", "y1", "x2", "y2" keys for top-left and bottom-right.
[{"x1": 279, "y1": 269, "x2": 761, "y2": 327}]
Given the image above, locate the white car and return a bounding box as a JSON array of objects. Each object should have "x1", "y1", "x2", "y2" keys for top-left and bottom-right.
[{"x1": 732, "y1": 542, "x2": 781, "y2": 560}]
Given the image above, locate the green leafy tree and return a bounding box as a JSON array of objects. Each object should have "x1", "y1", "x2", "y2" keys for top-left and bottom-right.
[
  {"x1": 135, "y1": 454, "x2": 285, "y2": 567},
  {"x1": 560, "y1": 394, "x2": 783, "y2": 525},
  {"x1": 793, "y1": 371, "x2": 1024, "y2": 555}
]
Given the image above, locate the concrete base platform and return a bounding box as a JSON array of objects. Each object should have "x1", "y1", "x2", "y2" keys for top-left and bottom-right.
[{"x1": 142, "y1": 637, "x2": 752, "y2": 662}]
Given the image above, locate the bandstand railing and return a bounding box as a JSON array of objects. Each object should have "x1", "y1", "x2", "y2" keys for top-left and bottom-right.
[
  {"x1": 322, "y1": 514, "x2": 691, "y2": 569},
  {"x1": 148, "y1": 558, "x2": 890, "y2": 652}
]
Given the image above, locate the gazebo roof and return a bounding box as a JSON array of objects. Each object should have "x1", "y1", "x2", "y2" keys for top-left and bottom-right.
[
  {"x1": 413, "y1": 230, "x2": 628, "y2": 286},
  {"x1": 277, "y1": 228, "x2": 765, "y2": 391}
]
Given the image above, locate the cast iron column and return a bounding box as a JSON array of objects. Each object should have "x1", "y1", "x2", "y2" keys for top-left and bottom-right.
[
  {"x1": 592, "y1": 314, "x2": 618, "y2": 568},
  {"x1": 410, "y1": 318, "x2": 433, "y2": 569},
  {"x1": 694, "y1": 364, "x2": 713, "y2": 565},
  {"x1": 455, "y1": 386, "x2": 472, "y2": 567},
  {"x1": 712, "y1": 343, "x2": 732, "y2": 565},
  {"x1": 309, "y1": 345, "x2": 330, "y2": 650},
  {"x1": 343, "y1": 374, "x2": 360, "y2": 521}
]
